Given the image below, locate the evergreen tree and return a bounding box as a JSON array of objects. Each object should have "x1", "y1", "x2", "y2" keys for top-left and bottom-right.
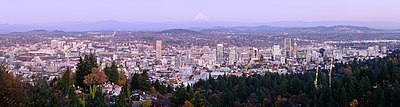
[
  {"x1": 115, "y1": 83, "x2": 131, "y2": 107},
  {"x1": 87, "y1": 87, "x2": 108, "y2": 107},
  {"x1": 130, "y1": 73, "x2": 141, "y2": 91},
  {"x1": 105, "y1": 62, "x2": 119, "y2": 83},
  {"x1": 75, "y1": 55, "x2": 98, "y2": 88}
]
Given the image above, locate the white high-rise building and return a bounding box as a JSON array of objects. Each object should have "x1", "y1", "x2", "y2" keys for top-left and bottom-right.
[
  {"x1": 367, "y1": 46, "x2": 377, "y2": 56},
  {"x1": 292, "y1": 42, "x2": 298, "y2": 58},
  {"x1": 272, "y1": 45, "x2": 280, "y2": 60},
  {"x1": 381, "y1": 46, "x2": 388, "y2": 54},
  {"x1": 51, "y1": 40, "x2": 58, "y2": 49},
  {"x1": 228, "y1": 47, "x2": 238, "y2": 65},
  {"x1": 57, "y1": 41, "x2": 65, "y2": 50}
]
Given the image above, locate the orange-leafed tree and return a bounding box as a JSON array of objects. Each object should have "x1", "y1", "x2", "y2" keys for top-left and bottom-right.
[
  {"x1": 182, "y1": 100, "x2": 194, "y2": 107},
  {"x1": 84, "y1": 67, "x2": 108, "y2": 85},
  {"x1": 84, "y1": 67, "x2": 108, "y2": 99},
  {"x1": 117, "y1": 73, "x2": 127, "y2": 86}
]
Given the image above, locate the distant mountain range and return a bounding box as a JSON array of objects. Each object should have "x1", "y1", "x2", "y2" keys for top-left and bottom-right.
[
  {"x1": 158, "y1": 29, "x2": 204, "y2": 35},
  {"x1": 1, "y1": 20, "x2": 400, "y2": 33},
  {"x1": 160, "y1": 25, "x2": 400, "y2": 34},
  {"x1": 200, "y1": 25, "x2": 399, "y2": 33}
]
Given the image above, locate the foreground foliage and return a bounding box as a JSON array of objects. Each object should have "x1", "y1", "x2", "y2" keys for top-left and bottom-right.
[
  {"x1": 3, "y1": 50, "x2": 400, "y2": 106},
  {"x1": 171, "y1": 51, "x2": 400, "y2": 106}
]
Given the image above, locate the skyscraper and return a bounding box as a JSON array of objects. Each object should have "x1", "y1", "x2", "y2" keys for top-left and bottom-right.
[
  {"x1": 272, "y1": 44, "x2": 280, "y2": 60},
  {"x1": 228, "y1": 47, "x2": 238, "y2": 65},
  {"x1": 156, "y1": 39, "x2": 162, "y2": 60},
  {"x1": 292, "y1": 42, "x2": 298, "y2": 58},
  {"x1": 216, "y1": 44, "x2": 224, "y2": 65},
  {"x1": 51, "y1": 40, "x2": 58, "y2": 49},
  {"x1": 381, "y1": 46, "x2": 388, "y2": 54},
  {"x1": 284, "y1": 38, "x2": 292, "y2": 58}
]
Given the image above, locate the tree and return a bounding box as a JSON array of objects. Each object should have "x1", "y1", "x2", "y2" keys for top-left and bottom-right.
[
  {"x1": 116, "y1": 83, "x2": 131, "y2": 107},
  {"x1": 236, "y1": 80, "x2": 248, "y2": 102},
  {"x1": 84, "y1": 68, "x2": 108, "y2": 85},
  {"x1": 54, "y1": 67, "x2": 81, "y2": 106},
  {"x1": 75, "y1": 55, "x2": 98, "y2": 88},
  {"x1": 59, "y1": 67, "x2": 72, "y2": 92},
  {"x1": 0, "y1": 62, "x2": 28, "y2": 106},
  {"x1": 171, "y1": 86, "x2": 191, "y2": 106},
  {"x1": 105, "y1": 62, "x2": 119, "y2": 83},
  {"x1": 182, "y1": 100, "x2": 194, "y2": 107},
  {"x1": 142, "y1": 100, "x2": 152, "y2": 107},
  {"x1": 117, "y1": 73, "x2": 127, "y2": 86},
  {"x1": 26, "y1": 77, "x2": 53, "y2": 106},
  {"x1": 84, "y1": 67, "x2": 108, "y2": 101},
  {"x1": 75, "y1": 57, "x2": 86, "y2": 88},
  {"x1": 208, "y1": 94, "x2": 222, "y2": 107},
  {"x1": 130, "y1": 69, "x2": 151, "y2": 91},
  {"x1": 87, "y1": 87, "x2": 108, "y2": 107},
  {"x1": 192, "y1": 94, "x2": 208, "y2": 107},
  {"x1": 359, "y1": 76, "x2": 371, "y2": 95},
  {"x1": 140, "y1": 69, "x2": 151, "y2": 91},
  {"x1": 130, "y1": 73, "x2": 141, "y2": 91}
]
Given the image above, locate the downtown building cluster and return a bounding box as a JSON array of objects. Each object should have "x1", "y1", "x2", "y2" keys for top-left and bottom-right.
[{"x1": 0, "y1": 33, "x2": 391, "y2": 88}]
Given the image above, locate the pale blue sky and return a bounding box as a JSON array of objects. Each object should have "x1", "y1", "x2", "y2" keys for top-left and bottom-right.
[{"x1": 0, "y1": 0, "x2": 399, "y2": 24}]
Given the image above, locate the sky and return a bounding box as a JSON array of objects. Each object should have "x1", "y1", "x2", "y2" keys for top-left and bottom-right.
[{"x1": 0, "y1": 0, "x2": 400, "y2": 24}]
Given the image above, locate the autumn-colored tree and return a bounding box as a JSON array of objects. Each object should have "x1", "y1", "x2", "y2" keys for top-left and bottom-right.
[
  {"x1": 0, "y1": 63, "x2": 28, "y2": 106},
  {"x1": 84, "y1": 67, "x2": 108, "y2": 99},
  {"x1": 350, "y1": 99, "x2": 359, "y2": 107},
  {"x1": 117, "y1": 73, "x2": 127, "y2": 86},
  {"x1": 84, "y1": 67, "x2": 108, "y2": 85},
  {"x1": 142, "y1": 100, "x2": 152, "y2": 107},
  {"x1": 182, "y1": 100, "x2": 194, "y2": 107}
]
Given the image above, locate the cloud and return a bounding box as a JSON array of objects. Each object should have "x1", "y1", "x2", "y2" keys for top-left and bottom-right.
[{"x1": 194, "y1": 13, "x2": 211, "y2": 21}]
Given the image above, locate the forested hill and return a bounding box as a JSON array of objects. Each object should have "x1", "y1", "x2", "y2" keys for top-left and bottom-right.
[{"x1": 171, "y1": 51, "x2": 400, "y2": 107}]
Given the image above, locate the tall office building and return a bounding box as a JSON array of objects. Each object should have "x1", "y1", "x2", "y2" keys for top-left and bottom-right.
[
  {"x1": 292, "y1": 42, "x2": 298, "y2": 58},
  {"x1": 57, "y1": 41, "x2": 65, "y2": 50},
  {"x1": 51, "y1": 40, "x2": 58, "y2": 49},
  {"x1": 284, "y1": 38, "x2": 292, "y2": 58},
  {"x1": 381, "y1": 46, "x2": 388, "y2": 54},
  {"x1": 156, "y1": 39, "x2": 162, "y2": 60},
  {"x1": 216, "y1": 44, "x2": 224, "y2": 64},
  {"x1": 228, "y1": 47, "x2": 238, "y2": 65},
  {"x1": 272, "y1": 45, "x2": 280, "y2": 60}
]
